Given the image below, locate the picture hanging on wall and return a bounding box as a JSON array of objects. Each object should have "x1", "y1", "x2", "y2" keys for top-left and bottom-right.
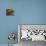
[{"x1": 6, "y1": 8, "x2": 15, "y2": 16}]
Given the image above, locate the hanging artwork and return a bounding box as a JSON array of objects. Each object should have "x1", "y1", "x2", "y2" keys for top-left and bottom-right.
[{"x1": 6, "y1": 8, "x2": 15, "y2": 16}]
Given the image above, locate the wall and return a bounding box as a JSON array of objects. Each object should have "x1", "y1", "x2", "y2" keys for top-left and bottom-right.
[{"x1": 0, "y1": 0, "x2": 46, "y2": 44}]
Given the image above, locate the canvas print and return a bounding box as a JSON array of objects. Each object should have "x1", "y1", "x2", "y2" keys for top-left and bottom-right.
[{"x1": 6, "y1": 8, "x2": 15, "y2": 16}]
